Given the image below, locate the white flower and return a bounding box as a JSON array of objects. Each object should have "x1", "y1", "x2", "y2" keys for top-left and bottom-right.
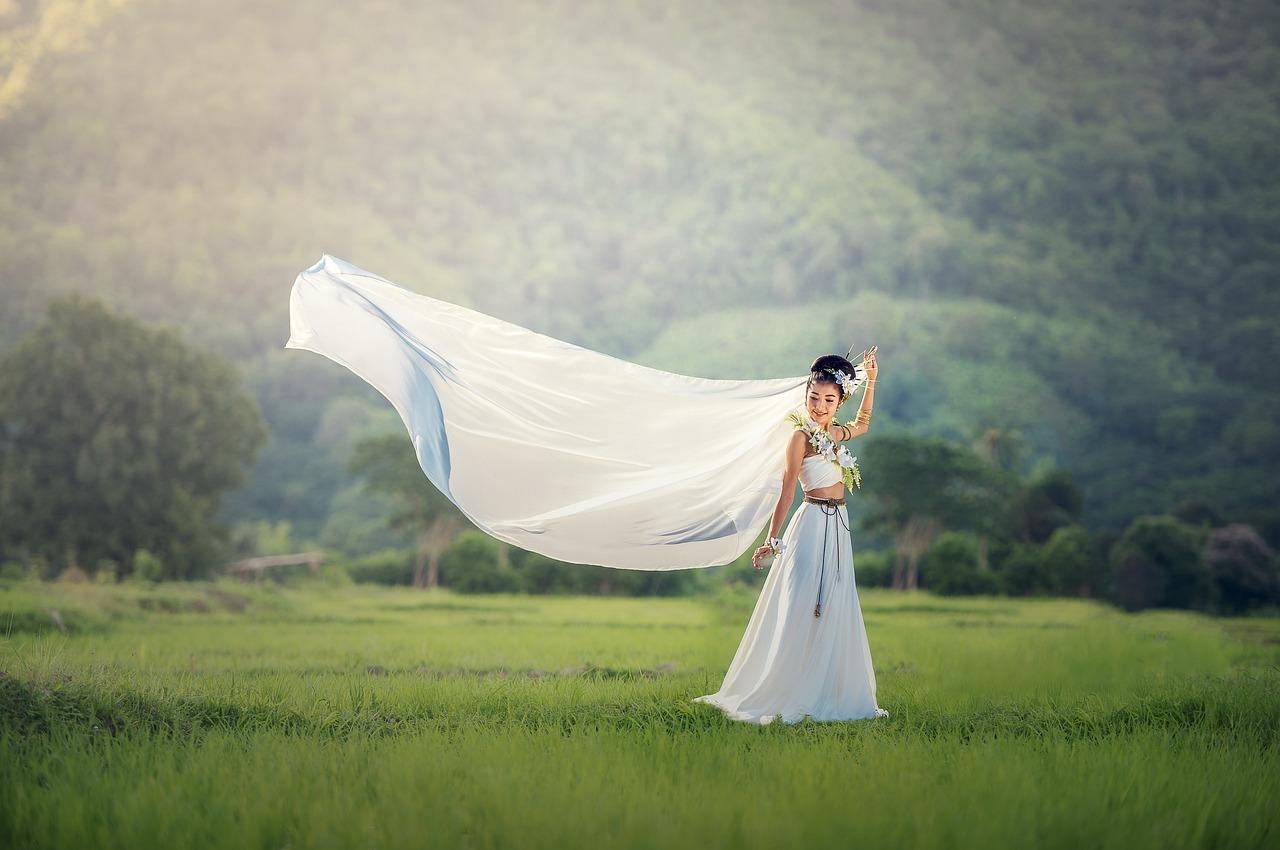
[
  {"x1": 830, "y1": 369, "x2": 855, "y2": 397},
  {"x1": 785, "y1": 407, "x2": 862, "y2": 489}
]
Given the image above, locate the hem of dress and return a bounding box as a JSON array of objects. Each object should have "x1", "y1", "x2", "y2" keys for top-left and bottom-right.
[{"x1": 693, "y1": 696, "x2": 888, "y2": 725}]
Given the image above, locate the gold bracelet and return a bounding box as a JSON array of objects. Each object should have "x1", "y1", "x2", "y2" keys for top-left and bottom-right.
[{"x1": 855, "y1": 410, "x2": 872, "y2": 426}]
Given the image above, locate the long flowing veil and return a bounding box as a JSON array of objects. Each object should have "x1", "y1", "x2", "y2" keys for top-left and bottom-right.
[{"x1": 287, "y1": 255, "x2": 820, "y2": 570}]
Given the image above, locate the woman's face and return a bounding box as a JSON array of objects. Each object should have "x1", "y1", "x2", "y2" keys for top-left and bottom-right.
[{"x1": 806, "y1": 380, "x2": 843, "y2": 427}]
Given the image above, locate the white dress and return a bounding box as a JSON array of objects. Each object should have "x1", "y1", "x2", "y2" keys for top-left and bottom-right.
[{"x1": 695, "y1": 455, "x2": 888, "y2": 724}]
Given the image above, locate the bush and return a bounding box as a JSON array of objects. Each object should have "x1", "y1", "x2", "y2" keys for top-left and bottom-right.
[
  {"x1": 0, "y1": 561, "x2": 27, "y2": 582},
  {"x1": 923, "y1": 533, "x2": 1001, "y2": 596},
  {"x1": 56, "y1": 566, "x2": 90, "y2": 584},
  {"x1": 999, "y1": 543, "x2": 1053, "y2": 596},
  {"x1": 441, "y1": 532, "x2": 520, "y2": 594},
  {"x1": 347, "y1": 549, "x2": 414, "y2": 585},
  {"x1": 1041, "y1": 525, "x2": 1108, "y2": 598},
  {"x1": 1203, "y1": 524, "x2": 1280, "y2": 614},
  {"x1": 319, "y1": 561, "x2": 354, "y2": 588},
  {"x1": 514, "y1": 550, "x2": 601, "y2": 594},
  {"x1": 602, "y1": 567, "x2": 699, "y2": 597},
  {"x1": 133, "y1": 550, "x2": 164, "y2": 583},
  {"x1": 1111, "y1": 516, "x2": 1212, "y2": 612},
  {"x1": 854, "y1": 549, "x2": 893, "y2": 588},
  {"x1": 503, "y1": 547, "x2": 701, "y2": 596}
]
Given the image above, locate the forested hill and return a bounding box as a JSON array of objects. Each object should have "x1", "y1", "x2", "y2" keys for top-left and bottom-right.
[{"x1": 1, "y1": 0, "x2": 1277, "y2": 540}]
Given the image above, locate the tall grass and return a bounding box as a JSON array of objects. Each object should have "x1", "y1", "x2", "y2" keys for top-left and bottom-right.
[{"x1": 2, "y1": 580, "x2": 1277, "y2": 850}]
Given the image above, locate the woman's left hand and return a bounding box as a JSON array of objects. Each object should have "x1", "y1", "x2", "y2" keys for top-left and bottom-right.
[
  {"x1": 861, "y1": 346, "x2": 879, "y2": 380},
  {"x1": 751, "y1": 545, "x2": 773, "y2": 569}
]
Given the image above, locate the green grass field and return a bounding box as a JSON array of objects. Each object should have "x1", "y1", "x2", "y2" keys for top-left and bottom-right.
[{"x1": 2, "y1": 579, "x2": 1277, "y2": 850}]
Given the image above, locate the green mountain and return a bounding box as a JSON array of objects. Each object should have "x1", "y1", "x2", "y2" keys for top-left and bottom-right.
[{"x1": 1, "y1": 0, "x2": 1277, "y2": 541}]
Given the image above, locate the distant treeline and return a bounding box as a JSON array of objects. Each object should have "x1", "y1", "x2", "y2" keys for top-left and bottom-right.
[
  {"x1": 325, "y1": 507, "x2": 1279, "y2": 617},
  {"x1": 325, "y1": 432, "x2": 1279, "y2": 616},
  {"x1": 2, "y1": 298, "x2": 1274, "y2": 615}
]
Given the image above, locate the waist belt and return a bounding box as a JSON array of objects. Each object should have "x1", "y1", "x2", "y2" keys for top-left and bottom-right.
[{"x1": 804, "y1": 495, "x2": 846, "y2": 507}]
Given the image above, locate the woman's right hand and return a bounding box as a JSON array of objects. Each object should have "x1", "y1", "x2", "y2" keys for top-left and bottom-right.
[{"x1": 752, "y1": 545, "x2": 773, "y2": 569}]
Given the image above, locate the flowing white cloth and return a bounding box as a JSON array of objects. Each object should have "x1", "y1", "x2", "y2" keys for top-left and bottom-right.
[
  {"x1": 287, "y1": 255, "x2": 816, "y2": 570},
  {"x1": 695, "y1": 457, "x2": 887, "y2": 724}
]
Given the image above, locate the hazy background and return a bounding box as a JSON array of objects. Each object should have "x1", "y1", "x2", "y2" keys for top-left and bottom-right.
[{"x1": 2, "y1": 0, "x2": 1277, "y2": 554}]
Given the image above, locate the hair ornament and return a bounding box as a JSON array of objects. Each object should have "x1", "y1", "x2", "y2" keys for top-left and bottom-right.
[{"x1": 825, "y1": 368, "x2": 856, "y2": 400}]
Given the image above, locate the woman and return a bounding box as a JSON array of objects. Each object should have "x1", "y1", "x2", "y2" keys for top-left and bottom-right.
[
  {"x1": 289, "y1": 258, "x2": 885, "y2": 718},
  {"x1": 695, "y1": 350, "x2": 888, "y2": 724}
]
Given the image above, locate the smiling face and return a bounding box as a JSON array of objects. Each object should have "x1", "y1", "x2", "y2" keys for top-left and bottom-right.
[{"x1": 806, "y1": 378, "x2": 843, "y2": 427}]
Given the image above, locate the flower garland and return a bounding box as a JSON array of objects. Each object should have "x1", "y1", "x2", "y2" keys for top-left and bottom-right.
[{"x1": 785, "y1": 411, "x2": 862, "y2": 490}]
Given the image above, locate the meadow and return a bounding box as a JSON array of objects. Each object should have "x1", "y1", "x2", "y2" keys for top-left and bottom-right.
[{"x1": 2, "y1": 579, "x2": 1277, "y2": 850}]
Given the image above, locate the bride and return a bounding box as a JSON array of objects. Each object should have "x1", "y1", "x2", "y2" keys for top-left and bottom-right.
[
  {"x1": 695, "y1": 351, "x2": 889, "y2": 724},
  {"x1": 288, "y1": 256, "x2": 887, "y2": 723}
]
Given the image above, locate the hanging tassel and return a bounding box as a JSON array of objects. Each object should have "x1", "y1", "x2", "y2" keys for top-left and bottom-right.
[{"x1": 813, "y1": 603, "x2": 822, "y2": 618}]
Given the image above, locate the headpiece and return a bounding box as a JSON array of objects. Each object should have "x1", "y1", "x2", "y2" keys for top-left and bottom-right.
[
  {"x1": 825, "y1": 368, "x2": 855, "y2": 401},
  {"x1": 811, "y1": 366, "x2": 859, "y2": 402}
]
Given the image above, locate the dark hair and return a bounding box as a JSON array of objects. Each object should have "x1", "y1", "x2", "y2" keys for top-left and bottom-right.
[{"x1": 807, "y1": 353, "x2": 857, "y2": 400}]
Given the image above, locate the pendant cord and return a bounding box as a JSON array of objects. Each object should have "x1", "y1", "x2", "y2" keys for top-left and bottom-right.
[{"x1": 813, "y1": 503, "x2": 849, "y2": 618}]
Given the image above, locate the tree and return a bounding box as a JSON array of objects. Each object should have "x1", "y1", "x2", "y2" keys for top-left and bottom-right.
[
  {"x1": 1040, "y1": 525, "x2": 1107, "y2": 598},
  {"x1": 1203, "y1": 524, "x2": 1280, "y2": 615},
  {"x1": 1170, "y1": 498, "x2": 1228, "y2": 530},
  {"x1": 861, "y1": 434, "x2": 1017, "y2": 590},
  {"x1": 439, "y1": 531, "x2": 519, "y2": 594},
  {"x1": 346, "y1": 433, "x2": 466, "y2": 588},
  {"x1": 1015, "y1": 469, "x2": 1083, "y2": 545},
  {"x1": 999, "y1": 543, "x2": 1054, "y2": 597},
  {"x1": 0, "y1": 298, "x2": 265, "y2": 577},
  {"x1": 921, "y1": 532, "x2": 1001, "y2": 596},
  {"x1": 1111, "y1": 516, "x2": 1212, "y2": 612}
]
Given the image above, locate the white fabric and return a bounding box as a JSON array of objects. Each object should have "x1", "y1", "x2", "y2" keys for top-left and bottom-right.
[
  {"x1": 695, "y1": 501, "x2": 888, "y2": 724},
  {"x1": 798, "y1": 454, "x2": 842, "y2": 491},
  {"x1": 286, "y1": 255, "x2": 810, "y2": 570}
]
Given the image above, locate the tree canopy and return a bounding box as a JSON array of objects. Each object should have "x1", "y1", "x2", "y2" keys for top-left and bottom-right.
[
  {"x1": 861, "y1": 433, "x2": 1018, "y2": 589},
  {"x1": 0, "y1": 298, "x2": 265, "y2": 576}
]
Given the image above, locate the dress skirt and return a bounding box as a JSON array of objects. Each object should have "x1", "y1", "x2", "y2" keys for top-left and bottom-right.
[{"x1": 695, "y1": 501, "x2": 888, "y2": 724}]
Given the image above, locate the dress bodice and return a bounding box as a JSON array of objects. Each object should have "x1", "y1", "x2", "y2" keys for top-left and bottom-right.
[{"x1": 799, "y1": 454, "x2": 843, "y2": 491}]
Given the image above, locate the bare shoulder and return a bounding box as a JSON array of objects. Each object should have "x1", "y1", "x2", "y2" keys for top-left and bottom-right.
[{"x1": 788, "y1": 429, "x2": 811, "y2": 457}]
